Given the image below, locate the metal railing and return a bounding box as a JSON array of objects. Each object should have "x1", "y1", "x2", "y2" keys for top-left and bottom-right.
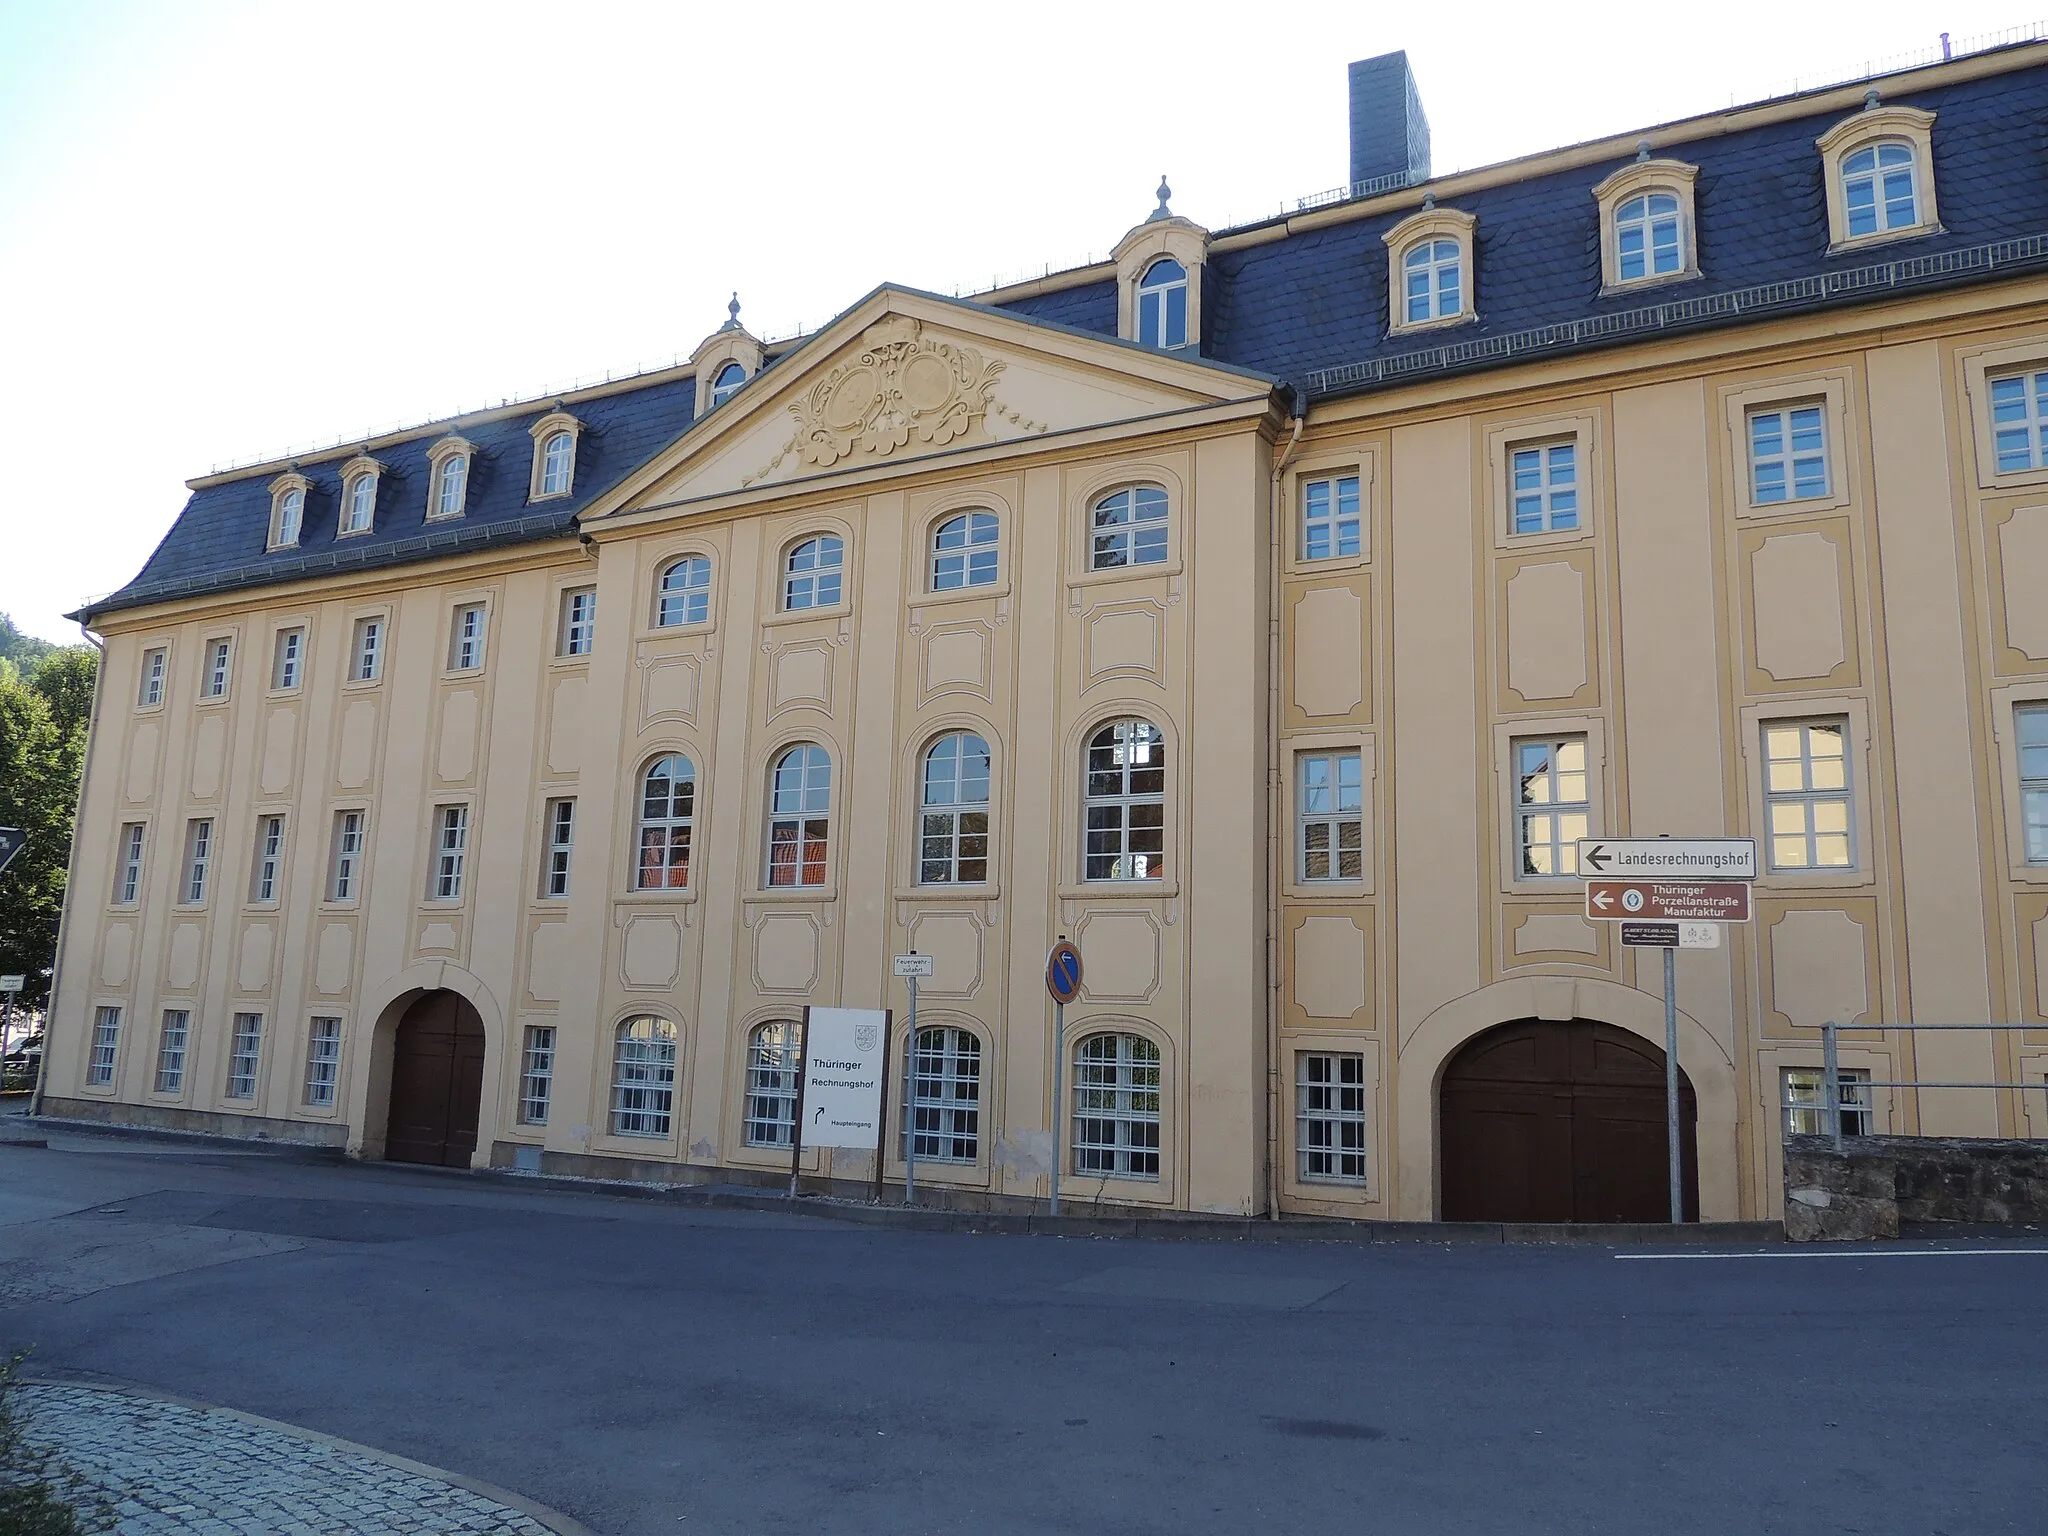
[{"x1": 1819, "y1": 1020, "x2": 2047, "y2": 1152}]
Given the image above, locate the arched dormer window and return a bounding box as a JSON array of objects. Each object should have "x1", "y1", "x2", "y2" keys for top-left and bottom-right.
[
  {"x1": 710, "y1": 362, "x2": 746, "y2": 407},
  {"x1": 1591, "y1": 157, "x2": 1699, "y2": 292},
  {"x1": 528, "y1": 411, "x2": 582, "y2": 502},
  {"x1": 1137, "y1": 258, "x2": 1188, "y2": 349},
  {"x1": 1817, "y1": 104, "x2": 1938, "y2": 251},
  {"x1": 689, "y1": 294, "x2": 765, "y2": 417},
  {"x1": 1111, "y1": 183, "x2": 1208, "y2": 352},
  {"x1": 267, "y1": 472, "x2": 309, "y2": 550},
  {"x1": 1382, "y1": 206, "x2": 1477, "y2": 334},
  {"x1": 425, "y1": 436, "x2": 474, "y2": 520},
  {"x1": 337, "y1": 454, "x2": 382, "y2": 536}
]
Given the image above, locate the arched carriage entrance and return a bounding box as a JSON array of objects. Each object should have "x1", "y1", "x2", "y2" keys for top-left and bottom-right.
[{"x1": 384, "y1": 990, "x2": 486, "y2": 1168}]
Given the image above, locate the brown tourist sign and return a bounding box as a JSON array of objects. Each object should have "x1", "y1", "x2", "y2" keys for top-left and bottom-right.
[{"x1": 1584, "y1": 880, "x2": 1752, "y2": 924}]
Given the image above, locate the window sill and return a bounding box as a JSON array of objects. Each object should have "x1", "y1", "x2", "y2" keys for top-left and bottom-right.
[
  {"x1": 746, "y1": 883, "x2": 839, "y2": 904},
  {"x1": 266, "y1": 542, "x2": 301, "y2": 555},
  {"x1": 894, "y1": 880, "x2": 1001, "y2": 901},
  {"x1": 528, "y1": 490, "x2": 575, "y2": 506},
  {"x1": 264, "y1": 686, "x2": 303, "y2": 701},
  {"x1": 133, "y1": 703, "x2": 165, "y2": 715},
  {"x1": 1756, "y1": 867, "x2": 1876, "y2": 892},
  {"x1": 1283, "y1": 878, "x2": 1371, "y2": 901},
  {"x1": 643, "y1": 620, "x2": 716, "y2": 641},
  {"x1": 1389, "y1": 310, "x2": 1477, "y2": 339},
  {"x1": 761, "y1": 602, "x2": 852, "y2": 629},
  {"x1": 425, "y1": 511, "x2": 466, "y2": 524},
  {"x1": 196, "y1": 696, "x2": 232, "y2": 709},
  {"x1": 616, "y1": 885, "x2": 701, "y2": 906},
  {"x1": 911, "y1": 578, "x2": 1012, "y2": 610},
  {"x1": 1286, "y1": 549, "x2": 1369, "y2": 578},
  {"x1": 316, "y1": 899, "x2": 362, "y2": 913},
  {"x1": 1067, "y1": 556, "x2": 1181, "y2": 590},
  {"x1": 1502, "y1": 523, "x2": 1593, "y2": 550},
  {"x1": 1826, "y1": 222, "x2": 1943, "y2": 257},
  {"x1": 1057, "y1": 879, "x2": 1180, "y2": 901},
  {"x1": 335, "y1": 527, "x2": 376, "y2": 541},
  {"x1": 1598, "y1": 268, "x2": 1700, "y2": 299},
  {"x1": 339, "y1": 677, "x2": 383, "y2": 692},
  {"x1": 547, "y1": 654, "x2": 593, "y2": 671}
]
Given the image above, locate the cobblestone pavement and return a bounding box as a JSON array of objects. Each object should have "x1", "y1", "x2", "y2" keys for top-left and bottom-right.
[{"x1": 18, "y1": 1382, "x2": 571, "y2": 1535}]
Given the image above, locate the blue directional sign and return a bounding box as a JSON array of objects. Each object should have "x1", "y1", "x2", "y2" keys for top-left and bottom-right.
[
  {"x1": 0, "y1": 828, "x2": 24, "y2": 876},
  {"x1": 1045, "y1": 940, "x2": 1083, "y2": 1004}
]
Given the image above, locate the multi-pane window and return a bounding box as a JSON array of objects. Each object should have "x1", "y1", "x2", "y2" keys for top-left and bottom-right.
[
  {"x1": 114, "y1": 823, "x2": 145, "y2": 905},
  {"x1": 182, "y1": 818, "x2": 214, "y2": 903},
  {"x1": 1516, "y1": 737, "x2": 1589, "y2": 878},
  {"x1": 434, "y1": 453, "x2": 468, "y2": 518},
  {"x1": 1085, "y1": 720, "x2": 1165, "y2": 881},
  {"x1": 767, "y1": 744, "x2": 831, "y2": 887},
  {"x1": 153, "y1": 1009, "x2": 189, "y2": 1095},
  {"x1": 1764, "y1": 720, "x2": 1854, "y2": 870},
  {"x1": 225, "y1": 1012, "x2": 263, "y2": 1100},
  {"x1": 1748, "y1": 405, "x2": 1829, "y2": 504},
  {"x1": 1615, "y1": 192, "x2": 1682, "y2": 281},
  {"x1": 1298, "y1": 751, "x2": 1364, "y2": 881},
  {"x1": 1511, "y1": 442, "x2": 1579, "y2": 534},
  {"x1": 540, "y1": 431, "x2": 574, "y2": 496},
  {"x1": 558, "y1": 587, "x2": 596, "y2": 658},
  {"x1": 541, "y1": 799, "x2": 575, "y2": 899},
  {"x1": 350, "y1": 617, "x2": 383, "y2": 682},
  {"x1": 250, "y1": 815, "x2": 284, "y2": 903},
  {"x1": 431, "y1": 805, "x2": 469, "y2": 900},
  {"x1": 449, "y1": 604, "x2": 486, "y2": 671},
  {"x1": 919, "y1": 733, "x2": 991, "y2": 884},
  {"x1": 610, "y1": 1016, "x2": 677, "y2": 1138},
  {"x1": 1073, "y1": 1033, "x2": 1161, "y2": 1180},
  {"x1": 636, "y1": 756, "x2": 695, "y2": 890},
  {"x1": 1989, "y1": 370, "x2": 2048, "y2": 474},
  {"x1": 1090, "y1": 486, "x2": 1169, "y2": 570},
  {"x1": 783, "y1": 536, "x2": 843, "y2": 610},
  {"x1": 273, "y1": 487, "x2": 304, "y2": 547},
  {"x1": 342, "y1": 473, "x2": 376, "y2": 534},
  {"x1": 1137, "y1": 257, "x2": 1189, "y2": 349},
  {"x1": 657, "y1": 556, "x2": 712, "y2": 627},
  {"x1": 1782, "y1": 1067, "x2": 1873, "y2": 1138},
  {"x1": 2019, "y1": 704, "x2": 2048, "y2": 865},
  {"x1": 1402, "y1": 238, "x2": 1462, "y2": 323},
  {"x1": 906, "y1": 1027, "x2": 981, "y2": 1163},
  {"x1": 745, "y1": 1020, "x2": 800, "y2": 1147},
  {"x1": 139, "y1": 647, "x2": 167, "y2": 707},
  {"x1": 1301, "y1": 475, "x2": 1361, "y2": 561},
  {"x1": 519, "y1": 1025, "x2": 556, "y2": 1125},
  {"x1": 86, "y1": 1006, "x2": 121, "y2": 1088},
  {"x1": 329, "y1": 811, "x2": 365, "y2": 901},
  {"x1": 271, "y1": 628, "x2": 304, "y2": 691},
  {"x1": 710, "y1": 361, "x2": 746, "y2": 407},
  {"x1": 1297, "y1": 1052, "x2": 1368, "y2": 1185},
  {"x1": 303, "y1": 1017, "x2": 342, "y2": 1107},
  {"x1": 202, "y1": 638, "x2": 232, "y2": 699},
  {"x1": 931, "y1": 511, "x2": 999, "y2": 590},
  {"x1": 1842, "y1": 142, "x2": 1918, "y2": 238}
]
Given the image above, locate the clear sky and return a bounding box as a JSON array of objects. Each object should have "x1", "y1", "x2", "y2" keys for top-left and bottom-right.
[{"x1": 0, "y1": 0, "x2": 2033, "y2": 642}]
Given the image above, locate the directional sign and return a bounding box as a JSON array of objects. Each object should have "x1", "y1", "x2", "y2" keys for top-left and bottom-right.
[
  {"x1": 1620, "y1": 922, "x2": 1723, "y2": 950},
  {"x1": 0, "y1": 827, "x2": 24, "y2": 876},
  {"x1": 892, "y1": 953, "x2": 934, "y2": 979},
  {"x1": 0, "y1": 975, "x2": 22, "y2": 993},
  {"x1": 1587, "y1": 880, "x2": 1751, "y2": 923},
  {"x1": 798, "y1": 1007, "x2": 890, "y2": 1149},
  {"x1": 1577, "y1": 837, "x2": 1756, "y2": 881},
  {"x1": 1045, "y1": 941, "x2": 1083, "y2": 1004}
]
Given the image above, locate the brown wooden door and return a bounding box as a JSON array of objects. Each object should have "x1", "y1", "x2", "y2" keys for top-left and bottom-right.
[
  {"x1": 385, "y1": 992, "x2": 486, "y2": 1168},
  {"x1": 1440, "y1": 1019, "x2": 1697, "y2": 1223}
]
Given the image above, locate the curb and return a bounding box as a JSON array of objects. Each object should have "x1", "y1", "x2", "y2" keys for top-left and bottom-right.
[{"x1": 21, "y1": 1112, "x2": 346, "y2": 1161}]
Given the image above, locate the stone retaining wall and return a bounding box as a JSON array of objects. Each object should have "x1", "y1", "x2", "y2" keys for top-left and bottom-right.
[{"x1": 1784, "y1": 1134, "x2": 2048, "y2": 1240}]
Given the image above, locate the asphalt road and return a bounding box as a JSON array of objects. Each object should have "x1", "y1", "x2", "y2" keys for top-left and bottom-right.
[{"x1": 2, "y1": 1125, "x2": 2043, "y2": 1535}]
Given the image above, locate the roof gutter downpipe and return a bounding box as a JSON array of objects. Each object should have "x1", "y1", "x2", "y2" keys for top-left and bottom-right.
[{"x1": 1265, "y1": 409, "x2": 1304, "y2": 1221}]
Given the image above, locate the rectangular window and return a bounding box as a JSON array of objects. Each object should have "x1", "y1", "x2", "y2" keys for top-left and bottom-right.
[
  {"x1": 519, "y1": 1025, "x2": 556, "y2": 1125},
  {"x1": 153, "y1": 1009, "x2": 189, "y2": 1094},
  {"x1": 1300, "y1": 474, "x2": 1362, "y2": 560},
  {"x1": 271, "y1": 628, "x2": 305, "y2": 691},
  {"x1": 557, "y1": 587, "x2": 596, "y2": 658},
  {"x1": 225, "y1": 1012, "x2": 263, "y2": 1100},
  {"x1": 1298, "y1": 751, "x2": 1364, "y2": 881},
  {"x1": 431, "y1": 805, "x2": 468, "y2": 900},
  {"x1": 1510, "y1": 441, "x2": 1579, "y2": 534},
  {"x1": 2018, "y1": 704, "x2": 2048, "y2": 865},
  {"x1": 1989, "y1": 370, "x2": 2048, "y2": 474},
  {"x1": 303, "y1": 1017, "x2": 342, "y2": 1107},
  {"x1": 86, "y1": 1006, "x2": 121, "y2": 1088},
  {"x1": 541, "y1": 799, "x2": 574, "y2": 898},
  {"x1": 328, "y1": 811, "x2": 365, "y2": 901},
  {"x1": 139, "y1": 647, "x2": 167, "y2": 707},
  {"x1": 1748, "y1": 405, "x2": 1829, "y2": 504},
  {"x1": 1515, "y1": 737, "x2": 1589, "y2": 877},
  {"x1": 449, "y1": 604, "x2": 486, "y2": 671},
  {"x1": 351, "y1": 617, "x2": 383, "y2": 682},
  {"x1": 1782, "y1": 1067, "x2": 1872, "y2": 1138},
  {"x1": 1297, "y1": 1052, "x2": 1368, "y2": 1184},
  {"x1": 249, "y1": 814, "x2": 285, "y2": 903},
  {"x1": 114, "y1": 823, "x2": 145, "y2": 905},
  {"x1": 182, "y1": 818, "x2": 214, "y2": 903},
  {"x1": 202, "y1": 637, "x2": 232, "y2": 699},
  {"x1": 1764, "y1": 719, "x2": 1854, "y2": 870}
]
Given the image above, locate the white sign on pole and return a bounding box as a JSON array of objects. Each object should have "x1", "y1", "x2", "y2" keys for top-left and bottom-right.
[
  {"x1": 799, "y1": 1007, "x2": 889, "y2": 1149},
  {"x1": 1575, "y1": 837, "x2": 1757, "y2": 881},
  {"x1": 0, "y1": 976, "x2": 23, "y2": 994},
  {"x1": 1678, "y1": 922, "x2": 1721, "y2": 949},
  {"x1": 892, "y1": 954, "x2": 934, "y2": 979}
]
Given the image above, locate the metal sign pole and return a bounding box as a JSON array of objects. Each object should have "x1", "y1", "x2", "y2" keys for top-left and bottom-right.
[
  {"x1": 872, "y1": 1011, "x2": 891, "y2": 1206},
  {"x1": 904, "y1": 975, "x2": 918, "y2": 1206},
  {"x1": 1051, "y1": 999, "x2": 1064, "y2": 1219},
  {"x1": 1664, "y1": 945, "x2": 1682, "y2": 1223},
  {"x1": 789, "y1": 1008, "x2": 810, "y2": 1200}
]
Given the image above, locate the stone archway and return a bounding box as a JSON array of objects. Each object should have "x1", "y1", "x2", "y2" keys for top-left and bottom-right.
[{"x1": 384, "y1": 991, "x2": 487, "y2": 1168}]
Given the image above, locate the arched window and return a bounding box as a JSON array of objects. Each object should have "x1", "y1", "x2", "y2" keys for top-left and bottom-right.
[
  {"x1": 1615, "y1": 192, "x2": 1682, "y2": 281},
  {"x1": 1084, "y1": 719, "x2": 1165, "y2": 881},
  {"x1": 931, "y1": 511, "x2": 999, "y2": 591},
  {"x1": 342, "y1": 474, "x2": 377, "y2": 534},
  {"x1": 767, "y1": 744, "x2": 831, "y2": 886},
  {"x1": 783, "y1": 536, "x2": 843, "y2": 610},
  {"x1": 710, "y1": 361, "x2": 746, "y2": 407},
  {"x1": 1843, "y1": 142, "x2": 1918, "y2": 238},
  {"x1": 636, "y1": 755, "x2": 695, "y2": 890},
  {"x1": 1073, "y1": 1033, "x2": 1161, "y2": 1180},
  {"x1": 920, "y1": 732, "x2": 991, "y2": 884},
  {"x1": 657, "y1": 556, "x2": 712, "y2": 627},
  {"x1": 540, "y1": 430, "x2": 575, "y2": 496},
  {"x1": 1402, "y1": 238, "x2": 1462, "y2": 324},
  {"x1": 745, "y1": 1020, "x2": 800, "y2": 1146},
  {"x1": 273, "y1": 487, "x2": 304, "y2": 547},
  {"x1": 907, "y1": 1026, "x2": 981, "y2": 1163},
  {"x1": 1089, "y1": 486, "x2": 1169, "y2": 570},
  {"x1": 434, "y1": 452, "x2": 469, "y2": 517},
  {"x1": 610, "y1": 1016, "x2": 676, "y2": 1137},
  {"x1": 1137, "y1": 257, "x2": 1188, "y2": 349}
]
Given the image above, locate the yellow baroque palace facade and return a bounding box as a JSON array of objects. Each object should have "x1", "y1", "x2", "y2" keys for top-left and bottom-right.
[{"x1": 44, "y1": 44, "x2": 2048, "y2": 1222}]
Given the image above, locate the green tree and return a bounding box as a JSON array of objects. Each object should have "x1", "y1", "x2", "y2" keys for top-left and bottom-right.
[
  {"x1": 0, "y1": 613, "x2": 55, "y2": 678},
  {"x1": 0, "y1": 641, "x2": 96, "y2": 1012}
]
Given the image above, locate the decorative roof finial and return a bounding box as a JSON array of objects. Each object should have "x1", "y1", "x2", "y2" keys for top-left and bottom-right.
[
  {"x1": 1147, "y1": 174, "x2": 1173, "y2": 222},
  {"x1": 1421, "y1": 191, "x2": 1435, "y2": 211},
  {"x1": 721, "y1": 291, "x2": 743, "y2": 331},
  {"x1": 1864, "y1": 86, "x2": 1881, "y2": 110},
  {"x1": 1636, "y1": 138, "x2": 1653, "y2": 162}
]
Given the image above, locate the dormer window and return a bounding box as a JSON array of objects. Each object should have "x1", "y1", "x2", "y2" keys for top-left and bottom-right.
[
  {"x1": 266, "y1": 472, "x2": 309, "y2": 550},
  {"x1": 1616, "y1": 194, "x2": 1680, "y2": 279},
  {"x1": 1382, "y1": 206, "x2": 1477, "y2": 335},
  {"x1": 1592, "y1": 158, "x2": 1699, "y2": 292},
  {"x1": 1111, "y1": 184, "x2": 1208, "y2": 353},
  {"x1": 527, "y1": 411, "x2": 582, "y2": 502},
  {"x1": 336, "y1": 455, "x2": 382, "y2": 537},
  {"x1": 425, "y1": 437, "x2": 473, "y2": 520},
  {"x1": 688, "y1": 295, "x2": 766, "y2": 418},
  {"x1": 1843, "y1": 143, "x2": 1917, "y2": 237},
  {"x1": 1817, "y1": 104, "x2": 1938, "y2": 251},
  {"x1": 1137, "y1": 258, "x2": 1188, "y2": 349},
  {"x1": 710, "y1": 362, "x2": 746, "y2": 407}
]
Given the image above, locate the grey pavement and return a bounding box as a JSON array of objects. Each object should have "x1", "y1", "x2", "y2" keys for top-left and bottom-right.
[{"x1": 2, "y1": 1125, "x2": 2044, "y2": 1535}]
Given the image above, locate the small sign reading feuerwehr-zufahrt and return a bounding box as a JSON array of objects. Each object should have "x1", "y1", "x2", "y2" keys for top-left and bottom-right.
[
  {"x1": 1576, "y1": 837, "x2": 1756, "y2": 881},
  {"x1": 892, "y1": 954, "x2": 934, "y2": 979}
]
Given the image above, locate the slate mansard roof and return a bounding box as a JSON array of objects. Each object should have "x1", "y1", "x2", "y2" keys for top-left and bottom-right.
[{"x1": 85, "y1": 47, "x2": 2048, "y2": 623}]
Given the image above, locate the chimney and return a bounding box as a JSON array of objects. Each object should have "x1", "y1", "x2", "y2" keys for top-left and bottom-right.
[{"x1": 1348, "y1": 50, "x2": 1431, "y2": 194}]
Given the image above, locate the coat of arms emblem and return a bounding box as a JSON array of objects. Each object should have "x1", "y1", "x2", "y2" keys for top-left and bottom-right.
[{"x1": 855, "y1": 1024, "x2": 880, "y2": 1055}]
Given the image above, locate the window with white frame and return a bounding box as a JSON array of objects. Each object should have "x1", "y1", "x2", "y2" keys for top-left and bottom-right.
[
  {"x1": 767, "y1": 744, "x2": 831, "y2": 887},
  {"x1": 1782, "y1": 1067, "x2": 1872, "y2": 1138},
  {"x1": 449, "y1": 603, "x2": 487, "y2": 671},
  {"x1": 182, "y1": 818, "x2": 214, "y2": 903},
  {"x1": 272, "y1": 486, "x2": 305, "y2": 547},
  {"x1": 1988, "y1": 369, "x2": 2048, "y2": 474},
  {"x1": 303, "y1": 1017, "x2": 342, "y2": 1107},
  {"x1": 1297, "y1": 1051, "x2": 1368, "y2": 1184},
  {"x1": 350, "y1": 616, "x2": 383, "y2": 682},
  {"x1": 86, "y1": 1006, "x2": 121, "y2": 1087},
  {"x1": 2019, "y1": 704, "x2": 2048, "y2": 865},
  {"x1": 139, "y1": 647, "x2": 167, "y2": 707},
  {"x1": 341, "y1": 472, "x2": 377, "y2": 534},
  {"x1": 636, "y1": 756, "x2": 695, "y2": 890},
  {"x1": 541, "y1": 799, "x2": 574, "y2": 899},
  {"x1": 1842, "y1": 142, "x2": 1919, "y2": 239},
  {"x1": 114, "y1": 823, "x2": 145, "y2": 905},
  {"x1": 153, "y1": 1009, "x2": 188, "y2": 1094},
  {"x1": 782, "y1": 536, "x2": 843, "y2": 610},
  {"x1": 431, "y1": 805, "x2": 469, "y2": 900},
  {"x1": 539, "y1": 430, "x2": 575, "y2": 497},
  {"x1": 657, "y1": 556, "x2": 712, "y2": 627},
  {"x1": 1747, "y1": 404, "x2": 1829, "y2": 504},
  {"x1": 250, "y1": 815, "x2": 284, "y2": 903},
  {"x1": 433, "y1": 452, "x2": 469, "y2": 518},
  {"x1": 906, "y1": 1026, "x2": 981, "y2": 1163},
  {"x1": 271, "y1": 628, "x2": 304, "y2": 691},
  {"x1": 519, "y1": 1025, "x2": 556, "y2": 1125},
  {"x1": 1137, "y1": 257, "x2": 1189, "y2": 349},
  {"x1": 710, "y1": 361, "x2": 746, "y2": 407},
  {"x1": 1073, "y1": 1033, "x2": 1161, "y2": 1180},
  {"x1": 745, "y1": 1020, "x2": 800, "y2": 1147},
  {"x1": 1402, "y1": 238, "x2": 1463, "y2": 324},
  {"x1": 328, "y1": 810, "x2": 365, "y2": 901},
  {"x1": 1085, "y1": 719, "x2": 1166, "y2": 881},
  {"x1": 931, "y1": 511, "x2": 999, "y2": 590},
  {"x1": 1300, "y1": 474, "x2": 1361, "y2": 561},
  {"x1": 1298, "y1": 750, "x2": 1364, "y2": 882},
  {"x1": 1089, "y1": 486, "x2": 1169, "y2": 570},
  {"x1": 202, "y1": 638, "x2": 232, "y2": 699},
  {"x1": 919, "y1": 733, "x2": 991, "y2": 884},
  {"x1": 1614, "y1": 192, "x2": 1683, "y2": 281},
  {"x1": 225, "y1": 1012, "x2": 263, "y2": 1100},
  {"x1": 610, "y1": 1016, "x2": 676, "y2": 1138},
  {"x1": 1510, "y1": 442, "x2": 1579, "y2": 534},
  {"x1": 1764, "y1": 719, "x2": 1854, "y2": 870},
  {"x1": 558, "y1": 587, "x2": 596, "y2": 658},
  {"x1": 1515, "y1": 737, "x2": 1589, "y2": 878}
]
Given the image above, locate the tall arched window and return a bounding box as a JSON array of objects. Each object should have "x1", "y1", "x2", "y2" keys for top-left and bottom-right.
[
  {"x1": 1090, "y1": 486, "x2": 1169, "y2": 570},
  {"x1": 783, "y1": 535, "x2": 843, "y2": 610},
  {"x1": 610, "y1": 1016, "x2": 676, "y2": 1137},
  {"x1": 273, "y1": 487, "x2": 304, "y2": 547},
  {"x1": 745, "y1": 1020, "x2": 800, "y2": 1146},
  {"x1": 657, "y1": 556, "x2": 712, "y2": 627},
  {"x1": 767, "y1": 744, "x2": 831, "y2": 886},
  {"x1": 1843, "y1": 142, "x2": 1918, "y2": 237},
  {"x1": 1137, "y1": 257, "x2": 1188, "y2": 349},
  {"x1": 931, "y1": 511, "x2": 999, "y2": 591},
  {"x1": 906, "y1": 1026, "x2": 981, "y2": 1163},
  {"x1": 434, "y1": 452, "x2": 469, "y2": 517},
  {"x1": 920, "y1": 732, "x2": 991, "y2": 884},
  {"x1": 710, "y1": 361, "x2": 746, "y2": 407},
  {"x1": 540, "y1": 430, "x2": 575, "y2": 496},
  {"x1": 1073, "y1": 1032, "x2": 1161, "y2": 1179},
  {"x1": 1614, "y1": 192, "x2": 1682, "y2": 281},
  {"x1": 1402, "y1": 238, "x2": 1462, "y2": 323},
  {"x1": 1084, "y1": 719, "x2": 1165, "y2": 881},
  {"x1": 636, "y1": 755, "x2": 695, "y2": 890},
  {"x1": 342, "y1": 473, "x2": 377, "y2": 534}
]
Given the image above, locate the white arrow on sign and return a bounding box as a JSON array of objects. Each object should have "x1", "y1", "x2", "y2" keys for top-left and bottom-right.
[{"x1": 1590, "y1": 888, "x2": 1615, "y2": 912}]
